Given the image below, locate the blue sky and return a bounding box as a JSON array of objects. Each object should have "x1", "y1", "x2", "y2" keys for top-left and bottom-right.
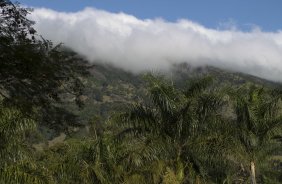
[{"x1": 18, "y1": 0, "x2": 282, "y2": 31}]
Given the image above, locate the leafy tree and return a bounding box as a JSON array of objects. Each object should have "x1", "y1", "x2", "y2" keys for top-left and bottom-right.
[{"x1": 0, "y1": 0, "x2": 89, "y2": 129}]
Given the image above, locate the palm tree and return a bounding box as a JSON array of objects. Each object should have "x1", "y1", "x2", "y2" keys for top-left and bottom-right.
[
  {"x1": 229, "y1": 86, "x2": 282, "y2": 184},
  {"x1": 0, "y1": 102, "x2": 49, "y2": 183},
  {"x1": 40, "y1": 117, "x2": 144, "y2": 184},
  {"x1": 115, "y1": 74, "x2": 229, "y2": 183}
]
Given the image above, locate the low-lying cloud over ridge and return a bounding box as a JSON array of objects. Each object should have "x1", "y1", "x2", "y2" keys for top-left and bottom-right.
[{"x1": 30, "y1": 8, "x2": 282, "y2": 82}]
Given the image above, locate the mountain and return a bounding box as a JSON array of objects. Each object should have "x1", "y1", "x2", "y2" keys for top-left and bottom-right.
[{"x1": 63, "y1": 61, "x2": 281, "y2": 133}]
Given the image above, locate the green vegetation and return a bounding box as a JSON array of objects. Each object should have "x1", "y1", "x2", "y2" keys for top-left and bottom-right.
[{"x1": 1, "y1": 1, "x2": 282, "y2": 183}]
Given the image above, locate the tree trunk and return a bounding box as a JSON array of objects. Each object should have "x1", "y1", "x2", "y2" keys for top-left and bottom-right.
[
  {"x1": 176, "y1": 158, "x2": 184, "y2": 182},
  {"x1": 196, "y1": 175, "x2": 201, "y2": 184},
  {"x1": 250, "y1": 161, "x2": 256, "y2": 184},
  {"x1": 176, "y1": 147, "x2": 184, "y2": 182}
]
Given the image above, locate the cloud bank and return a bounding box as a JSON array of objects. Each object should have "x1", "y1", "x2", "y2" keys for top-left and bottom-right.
[{"x1": 29, "y1": 8, "x2": 282, "y2": 82}]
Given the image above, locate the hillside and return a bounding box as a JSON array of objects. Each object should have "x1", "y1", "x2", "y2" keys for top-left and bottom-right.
[{"x1": 74, "y1": 62, "x2": 280, "y2": 121}]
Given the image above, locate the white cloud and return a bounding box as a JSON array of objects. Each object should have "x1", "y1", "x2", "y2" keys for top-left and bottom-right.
[{"x1": 29, "y1": 7, "x2": 282, "y2": 82}]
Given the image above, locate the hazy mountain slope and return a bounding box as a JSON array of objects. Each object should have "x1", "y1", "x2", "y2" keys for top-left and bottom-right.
[
  {"x1": 66, "y1": 62, "x2": 280, "y2": 129},
  {"x1": 170, "y1": 63, "x2": 279, "y2": 88}
]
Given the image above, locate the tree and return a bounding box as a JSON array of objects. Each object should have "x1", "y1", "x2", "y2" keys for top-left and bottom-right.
[
  {"x1": 229, "y1": 86, "x2": 282, "y2": 183},
  {"x1": 0, "y1": 101, "x2": 50, "y2": 184},
  {"x1": 0, "y1": 1, "x2": 90, "y2": 182},
  {"x1": 0, "y1": 0, "x2": 89, "y2": 129},
  {"x1": 115, "y1": 74, "x2": 229, "y2": 183}
]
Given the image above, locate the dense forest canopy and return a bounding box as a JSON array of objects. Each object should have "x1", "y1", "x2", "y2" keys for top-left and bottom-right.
[{"x1": 0, "y1": 1, "x2": 282, "y2": 183}]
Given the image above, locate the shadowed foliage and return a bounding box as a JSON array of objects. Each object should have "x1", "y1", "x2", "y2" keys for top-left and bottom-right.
[{"x1": 0, "y1": 0, "x2": 89, "y2": 130}]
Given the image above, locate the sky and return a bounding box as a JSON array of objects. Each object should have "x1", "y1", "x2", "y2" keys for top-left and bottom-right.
[
  {"x1": 15, "y1": 0, "x2": 282, "y2": 82},
  {"x1": 18, "y1": 0, "x2": 282, "y2": 31}
]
